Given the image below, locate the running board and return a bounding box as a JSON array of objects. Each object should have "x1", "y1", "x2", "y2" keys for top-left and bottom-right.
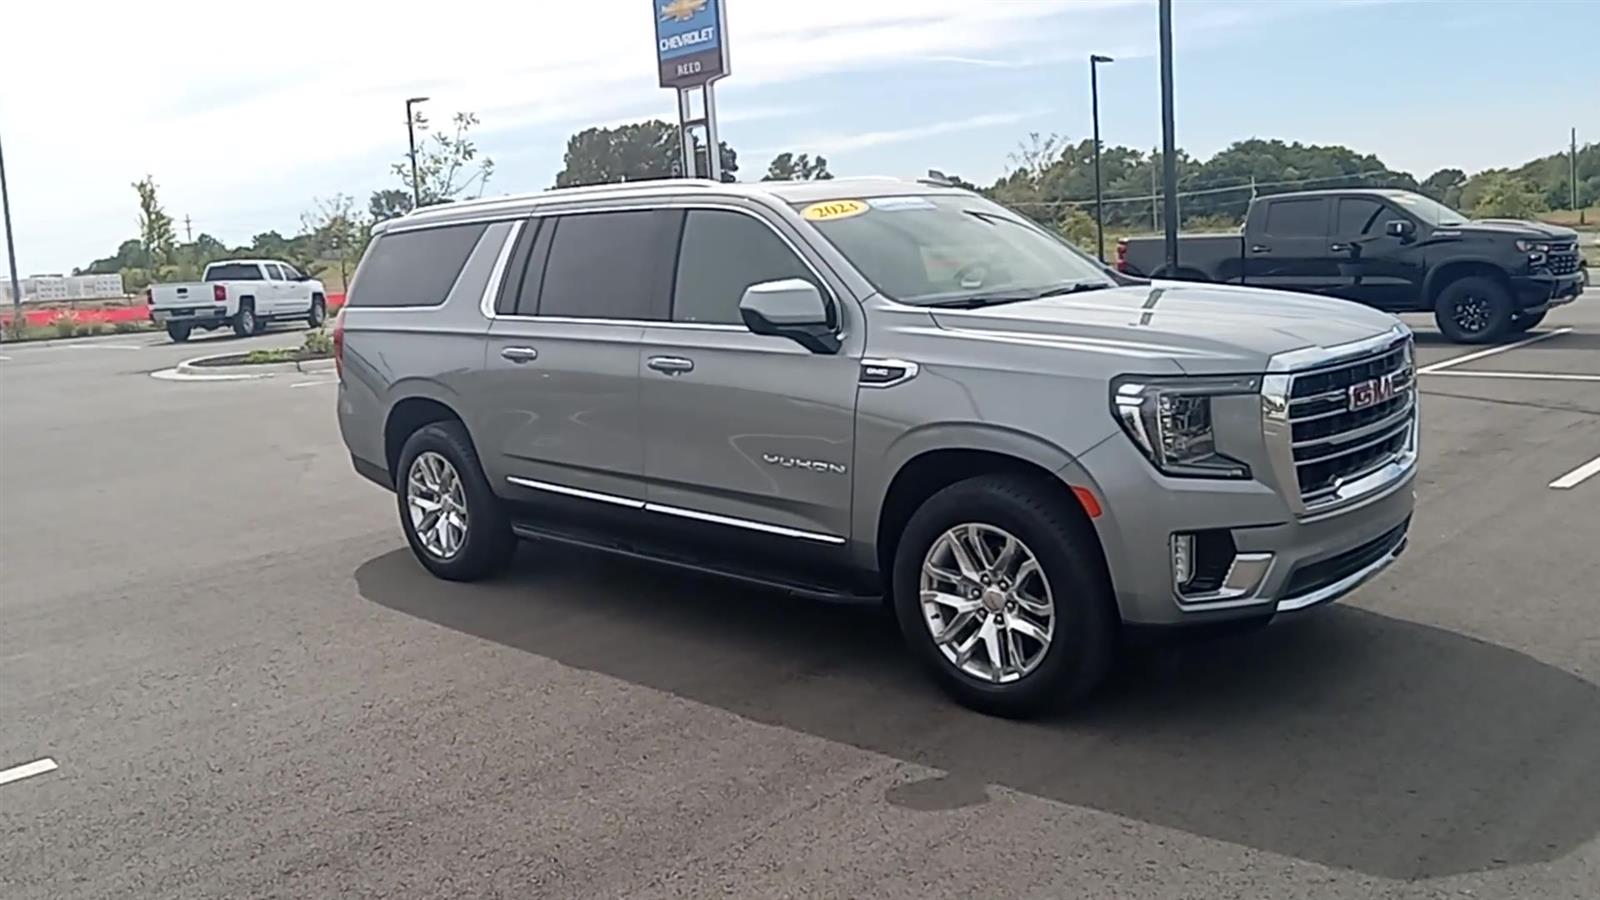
[{"x1": 508, "y1": 521, "x2": 881, "y2": 605}]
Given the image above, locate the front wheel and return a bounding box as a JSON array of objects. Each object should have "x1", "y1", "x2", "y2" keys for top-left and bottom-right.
[
  {"x1": 307, "y1": 295, "x2": 326, "y2": 328},
  {"x1": 1510, "y1": 310, "x2": 1547, "y2": 333},
  {"x1": 1434, "y1": 276, "x2": 1513, "y2": 343},
  {"x1": 891, "y1": 474, "x2": 1116, "y2": 718},
  {"x1": 166, "y1": 323, "x2": 191, "y2": 343},
  {"x1": 395, "y1": 420, "x2": 516, "y2": 581}
]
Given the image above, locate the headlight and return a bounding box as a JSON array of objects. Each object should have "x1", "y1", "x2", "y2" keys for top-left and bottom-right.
[
  {"x1": 1112, "y1": 376, "x2": 1258, "y2": 478},
  {"x1": 1515, "y1": 239, "x2": 1551, "y2": 253}
]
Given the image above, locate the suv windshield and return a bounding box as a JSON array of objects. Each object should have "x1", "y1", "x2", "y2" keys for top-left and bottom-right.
[
  {"x1": 1387, "y1": 191, "x2": 1467, "y2": 227},
  {"x1": 793, "y1": 194, "x2": 1112, "y2": 305}
]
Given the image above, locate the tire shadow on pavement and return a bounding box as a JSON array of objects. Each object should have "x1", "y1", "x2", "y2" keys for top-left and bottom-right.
[{"x1": 356, "y1": 546, "x2": 1600, "y2": 881}]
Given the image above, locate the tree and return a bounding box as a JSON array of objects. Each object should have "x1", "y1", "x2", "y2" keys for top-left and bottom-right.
[
  {"x1": 552, "y1": 119, "x2": 739, "y2": 187},
  {"x1": 763, "y1": 152, "x2": 832, "y2": 181},
  {"x1": 1467, "y1": 173, "x2": 1548, "y2": 219},
  {"x1": 301, "y1": 194, "x2": 367, "y2": 290},
  {"x1": 368, "y1": 189, "x2": 413, "y2": 222},
  {"x1": 132, "y1": 176, "x2": 176, "y2": 269},
  {"x1": 392, "y1": 110, "x2": 495, "y2": 206},
  {"x1": 1420, "y1": 168, "x2": 1467, "y2": 208}
]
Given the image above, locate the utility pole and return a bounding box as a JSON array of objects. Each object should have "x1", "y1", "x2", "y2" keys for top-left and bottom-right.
[
  {"x1": 184, "y1": 214, "x2": 193, "y2": 243},
  {"x1": 1151, "y1": 149, "x2": 1159, "y2": 231},
  {"x1": 1572, "y1": 127, "x2": 1581, "y2": 224},
  {"x1": 0, "y1": 132, "x2": 22, "y2": 328},
  {"x1": 405, "y1": 97, "x2": 429, "y2": 210},
  {"x1": 1089, "y1": 54, "x2": 1114, "y2": 261},
  {"x1": 1157, "y1": 0, "x2": 1180, "y2": 272}
]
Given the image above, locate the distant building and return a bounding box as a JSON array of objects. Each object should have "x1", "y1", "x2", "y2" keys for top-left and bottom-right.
[{"x1": 1, "y1": 274, "x2": 126, "y2": 304}]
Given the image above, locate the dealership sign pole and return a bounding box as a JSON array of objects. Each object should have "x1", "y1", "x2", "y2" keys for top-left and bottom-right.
[{"x1": 653, "y1": 0, "x2": 731, "y2": 181}]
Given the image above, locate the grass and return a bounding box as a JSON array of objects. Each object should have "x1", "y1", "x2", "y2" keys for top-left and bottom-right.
[{"x1": 1538, "y1": 207, "x2": 1599, "y2": 228}]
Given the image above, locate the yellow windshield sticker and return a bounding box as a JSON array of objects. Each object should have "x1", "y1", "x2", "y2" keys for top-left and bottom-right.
[{"x1": 802, "y1": 199, "x2": 869, "y2": 222}]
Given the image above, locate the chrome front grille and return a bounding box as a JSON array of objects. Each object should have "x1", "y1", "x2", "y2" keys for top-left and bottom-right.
[{"x1": 1267, "y1": 328, "x2": 1420, "y2": 512}]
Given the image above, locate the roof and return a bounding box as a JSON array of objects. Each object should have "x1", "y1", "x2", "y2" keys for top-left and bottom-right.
[
  {"x1": 390, "y1": 177, "x2": 970, "y2": 230},
  {"x1": 204, "y1": 258, "x2": 291, "y2": 267},
  {"x1": 1258, "y1": 187, "x2": 1421, "y2": 199}
]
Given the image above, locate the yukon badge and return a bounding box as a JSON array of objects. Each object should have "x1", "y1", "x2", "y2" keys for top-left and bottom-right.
[{"x1": 763, "y1": 453, "x2": 847, "y2": 475}]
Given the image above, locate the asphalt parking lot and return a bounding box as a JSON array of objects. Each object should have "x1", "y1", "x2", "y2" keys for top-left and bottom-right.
[{"x1": 2, "y1": 298, "x2": 1598, "y2": 899}]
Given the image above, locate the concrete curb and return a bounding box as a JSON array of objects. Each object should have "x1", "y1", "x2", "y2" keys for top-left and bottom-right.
[{"x1": 151, "y1": 352, "x2": 334, "y2": 382}]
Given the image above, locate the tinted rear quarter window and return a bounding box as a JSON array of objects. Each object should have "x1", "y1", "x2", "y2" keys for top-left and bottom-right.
[
  {"x1": 347, "y1": 223, "x2": 488, "y2": 307},
  {"x1": 673, "y1": 210, "x2": 817, "y2": 325},
  {"x1": 537, "y1": 211, "x2": 671, "y2": 320},
  {"x1": 1263, "y1": 199, "x2": 1328, "y2": 237},
  {"x1": 205, "y1": 264, "x2": 263, "y2": 281}
]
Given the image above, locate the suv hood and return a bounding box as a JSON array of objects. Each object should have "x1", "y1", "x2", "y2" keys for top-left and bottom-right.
[
  {"x1": 1450, "y1": 219, "x2": 1580, "y2": 242},
  {"x1": 928, "y1": 282, "x2": 1404, "y2": 376}
]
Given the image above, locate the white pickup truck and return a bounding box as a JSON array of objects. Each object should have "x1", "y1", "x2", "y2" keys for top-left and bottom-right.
[{"x1": 148, "y1": 259, "x2": 327, "y2": 342}]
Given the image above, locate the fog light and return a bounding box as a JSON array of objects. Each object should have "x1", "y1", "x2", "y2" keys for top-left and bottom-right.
[{"x1": 1171, "y1": 534, "x2": 1195, "y2": 588}]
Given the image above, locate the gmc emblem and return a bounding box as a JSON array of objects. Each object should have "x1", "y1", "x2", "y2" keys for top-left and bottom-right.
[{"x1": 1348, "y1": 373, "x2": 1398, "y2": 411}]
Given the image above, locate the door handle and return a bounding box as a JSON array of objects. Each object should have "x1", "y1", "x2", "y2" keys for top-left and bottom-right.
[
  {"x1": 1249, "y1": 244, "x2": 1271, "y2": 253},
  {"x1": 500, "y1": 346, "x2": 539, "y2": 363},
  {"x1": 1329, "y1": 242, "x2": 1351, "y2": 252},
  {"x1": 647, "y1": 355, "x2": 694, "y2": 374}
]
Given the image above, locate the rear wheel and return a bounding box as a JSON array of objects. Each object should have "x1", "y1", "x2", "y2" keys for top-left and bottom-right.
[
  {"x1": 395, "y1": 420, "x2": 516, "y2": 581},
  {"x1": 891, "y1": 473, "x2": 1115, "y2": 718},
  {"x1": 166, "y1": 323, "x2": 191, "y2": 343},
  {"x1": 1434, "y1": 276, "x2": 1513, "y2": 343},
  {"x1": 231, "y1": 301, "x2": 257, "y2": 338}
]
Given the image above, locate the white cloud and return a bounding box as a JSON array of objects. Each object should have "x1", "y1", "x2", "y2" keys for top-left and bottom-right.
[{"x1": 764, "y1": 110, "x2": 1048, "y2": 155}]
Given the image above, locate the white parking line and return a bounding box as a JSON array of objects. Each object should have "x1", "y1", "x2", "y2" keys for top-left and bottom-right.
[
  {"x1": 64, "y1": 343, "x2": 144, "y2": 351},
  {"x1": 1550, "y1": 455, "x2": 1600, "y2": 490},
  {"x1": 1428, "y1": 370, "x2": 1600, "y2": 383},
  {"x1": 290, "y1": 379, "x2": 336, "y2": 388},
  {"x1": 1417, "y1": 328, "x2": 1573, "y2": 374},
  {"x1": 0, "y1": 757, "x2": 58, "y2": 786}
]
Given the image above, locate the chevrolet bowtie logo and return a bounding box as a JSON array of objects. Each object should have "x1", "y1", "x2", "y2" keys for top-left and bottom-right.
[{"x1": 659, "y1": 0, "x2": 707, "y2": 22}]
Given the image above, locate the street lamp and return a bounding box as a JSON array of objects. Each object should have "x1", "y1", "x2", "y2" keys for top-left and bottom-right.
[
  {"x1": 0, "y1": 132, "x2": 22, "y2": 328},
  {"x1": 405, "y1": 96, "x2": 430, "y2": 210},
  {"x1": 1089, "y1": 54, "x2": 1114, "y2": 262}
]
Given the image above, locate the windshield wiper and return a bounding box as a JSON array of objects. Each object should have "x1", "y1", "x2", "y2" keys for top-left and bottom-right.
[{"x1": 920, "y1": 280, "x2": 1115, "y2": 309}]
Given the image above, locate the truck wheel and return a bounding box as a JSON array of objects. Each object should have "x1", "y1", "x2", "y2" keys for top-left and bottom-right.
[
  {"x1": 307, "y1": 295, "x2": 326, "y2": 328},
  {"x1": 395, "y1": 420, "x2": 516, "y2": 582},
  {"x1": 1510, "y1": 310, "x2": 1547, "y2": 333},
  {"x1": 891, "y1": 473, "x2": 1115, "y2": 718},
  {"x1": 1434, "y1": 276, "x2": 1513, "y2": 343},
  {"x1": 231, "y1": 301, "x2": 258, "y2": 338},
  {"x1": 166, "y1": 323, "x2": 191, "y2": 343}
]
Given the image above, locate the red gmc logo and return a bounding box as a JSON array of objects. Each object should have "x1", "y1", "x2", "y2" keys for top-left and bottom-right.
[{"x1": 1348, "y1": 373, "x2": 1398, "y2": 411}]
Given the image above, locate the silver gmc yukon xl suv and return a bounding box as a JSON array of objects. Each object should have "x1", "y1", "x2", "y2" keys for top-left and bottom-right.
[{"x1": 336, "y1": 177, "x2": 1417, "y2": 717}]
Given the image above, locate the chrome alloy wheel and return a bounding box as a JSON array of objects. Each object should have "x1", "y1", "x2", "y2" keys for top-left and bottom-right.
[
  {"x1": 920, "y1": 523, "x2": 1055, "y2": 684},
  {"x1": 406, "y1": 451, "x2": 468, "y2": 558},
  {"x1": 1451, "y1": 294, "x2": 1492, "y2": 334}
]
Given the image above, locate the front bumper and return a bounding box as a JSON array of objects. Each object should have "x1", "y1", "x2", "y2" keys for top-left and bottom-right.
[
  {"x1": 1071, "y1": 427, "x2": 1417, "y2": 627},
  {"x1": 1511, "y1": 270, "x2": 1584, "y2": 312}
]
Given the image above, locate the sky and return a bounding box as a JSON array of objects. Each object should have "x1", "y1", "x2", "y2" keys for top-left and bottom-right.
[{"x1": 1, "y1": 0, "x2": 1596, "y2": 275}]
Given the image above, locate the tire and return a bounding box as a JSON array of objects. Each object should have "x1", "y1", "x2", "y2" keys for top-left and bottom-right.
[
  {"x1": 231, "y1": 301, "x2": 258, "y2": 338},
  {"x1": 1510, "y1": 310, "x2": 1547, "y2": 333},
  {"x1": 1433, "y1": 276, "x2": 1514, "y2": 343},
  {"x1": 166, "y1": 323, "x2": 191, "y2": 343},
  {"x1": 890, "y1": 473, "x2": 1116, "y2": 718},
  {"x1": 307, "y1": 295, "x2": 326, "y2": 328},
  {"x1": 394, "y1": 420, "x2": 516, "y2": 581}
]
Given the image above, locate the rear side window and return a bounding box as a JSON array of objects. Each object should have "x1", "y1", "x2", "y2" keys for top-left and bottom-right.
[
  {"x1": 1336, "y1": 198, "x2": 1385, "y2": 235},
  {"x1": 1263, "y1": 199, "x2": 1328, "y2": 237},
  {"x1": 672, "y1": 210, "x2": 818, "y2": 325},
  {"x1": 264, "y1": 264, "x2": 285, "y2": 281},
  {"x1": 205, "y1": 263, "x2": 263, "y2": 281},
  {"x1": 537, "y1": 211, "x2": 671, "y2": 320},
  {"x1": 347, "y1": 223, "x2": 488, "y2": 307}
]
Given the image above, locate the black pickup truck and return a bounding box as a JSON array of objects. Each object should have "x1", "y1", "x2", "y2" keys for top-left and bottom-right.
[{"x1": 1116, "y1": 189, "x2": 1585, "y2": 342}]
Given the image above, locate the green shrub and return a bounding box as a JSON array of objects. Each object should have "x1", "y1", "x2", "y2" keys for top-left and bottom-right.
[
  {"x1": 302, "y1": 327, "x2": 333, "y2": 355},
  {"x1": 51, "y1": 314, "x2": 81, "y2": 339},
  {"x1": 113, "y1": 320, "x2": 153, "y2": 334},
  {"x1": 0, "y1": 318, "x2": 28, "y2": 342}
]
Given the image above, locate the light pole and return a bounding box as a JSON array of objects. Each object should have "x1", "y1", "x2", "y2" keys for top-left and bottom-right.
[
  {"x1": 405, "y1": 96, "x2": 429, "y2": 210},
  {"x1": 1158, "y1": 0, "x2": 1180, "y2": 274},
  {"x1": 0, "y1": 132, "x2": 21, "y2": 328},
  {"x1": 1089, "y1": 54, "x2": 1114, "y2": 262}
]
